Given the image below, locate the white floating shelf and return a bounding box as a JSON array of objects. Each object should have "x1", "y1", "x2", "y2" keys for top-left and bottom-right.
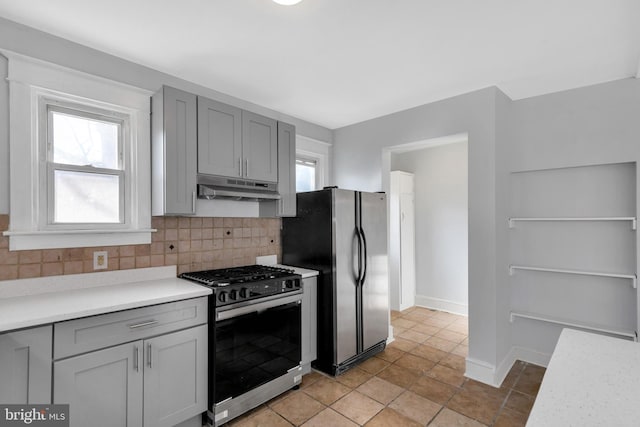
[
  {"x1": 509, "y1": 310, "x2": 637, "y2": 341},
  {"x1": 508, "y1": 217, "x2": 637, "y2": 230},
  {"x1": 509, "y1": 265, "x2": 637, "y2": 289}
]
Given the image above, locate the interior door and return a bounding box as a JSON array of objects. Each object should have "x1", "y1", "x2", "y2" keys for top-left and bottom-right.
[
  {"x1": 333, "y1": 189, "x2": 358, "y2": 365},
  {"x1": 400, "y1": 192, "x2": 416, "y2": 310},
  {"x1": 360, "y1": 192, "x2": 390, "y2": 351}
]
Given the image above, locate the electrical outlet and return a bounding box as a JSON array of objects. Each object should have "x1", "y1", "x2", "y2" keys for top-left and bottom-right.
[{"x1": 93, "y1": 251, "x2": 108, "y2": 270}]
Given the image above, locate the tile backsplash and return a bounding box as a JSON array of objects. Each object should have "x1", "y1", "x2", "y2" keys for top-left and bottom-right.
[{"x1": 0, "y1": 215, "x2": 281, "y2": 281}]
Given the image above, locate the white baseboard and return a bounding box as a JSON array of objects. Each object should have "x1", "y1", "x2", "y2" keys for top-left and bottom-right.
[
  {"x1": 466, "y1": 346, "x2": 551, "y2": 388},
  {"x1": 465, "y1": 357, "x2": 500, "y2": 387},
  {"x1": 415, "y1": 295, "x2": 468, "y2": 316}
]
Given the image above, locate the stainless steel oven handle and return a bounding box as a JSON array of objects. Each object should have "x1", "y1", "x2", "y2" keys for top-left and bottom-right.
[{"x1": 216, "y1": 293, "x2": 302, "y2": 321}]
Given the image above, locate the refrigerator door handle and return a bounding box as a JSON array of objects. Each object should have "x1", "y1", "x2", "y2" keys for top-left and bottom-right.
[
  {"x1": 355, "y1": 227, "x2": 363, "y2": 284},
  {"x1": 360, "y1": 226, "x2": 368, "y2": 286}
]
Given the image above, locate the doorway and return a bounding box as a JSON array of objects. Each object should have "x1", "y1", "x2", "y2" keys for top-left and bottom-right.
[{"x1": 383, "y1": 133, "x2": 469, "y2": 317}]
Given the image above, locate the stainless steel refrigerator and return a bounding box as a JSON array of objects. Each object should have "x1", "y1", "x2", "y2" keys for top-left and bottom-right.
[{"x1": 282, "y1": 188, "x2": 389, "y2": 376}]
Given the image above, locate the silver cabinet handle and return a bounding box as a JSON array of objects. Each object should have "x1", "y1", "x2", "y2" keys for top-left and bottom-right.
[
  {"x1": 245, "y1": 159, "x2": 249, "y2": 177},
  {"x1": 128, "y1": 320, "x2": 158, "y2": 329},
  {"x1": 147, "y1": 343, "x2": 152, "y2": 368},
  {"x1": 192, "y1": 191, "x2": 196, "y2": 213},
  {"x1": 238, "y1": 158, "x2": 242, "y2": 177},
  {"x1": 134, "y1": 345, "x2": 139, "y2": 372}
]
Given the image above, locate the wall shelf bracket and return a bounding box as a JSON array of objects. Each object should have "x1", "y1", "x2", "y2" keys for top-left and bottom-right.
[
  {"x1": 508, "y1": 217, "x2": 637, "y2": 230},
  {"x1": 509, "y1": 265, "x2": 637, "y2": 289},
  {"x1": 509, "y1": 310, "x2": 637, "y2": 341}
]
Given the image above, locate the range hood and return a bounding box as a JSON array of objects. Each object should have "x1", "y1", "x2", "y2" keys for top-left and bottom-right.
[{"x1": 197, "y1": 175, "x2": 280, "y2": 202}]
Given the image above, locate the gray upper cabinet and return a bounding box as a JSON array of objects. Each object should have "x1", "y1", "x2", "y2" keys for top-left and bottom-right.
[
  {"x1": 197, "y1": 97, "x2": 242, "y2": 178},
  {"x1": 198, "y1": 100, "x2": 278, "y2": 183},
  {"x1": 152, "y1": 86, "x2": 198, "y2": 215},
  {"x1": 259, "y1": 121, "x2": 296, "y2": 217},
  {"x1": 0, "y1": 325, "x2": 52, "y2": 404},
  {"x1": 277, "y1": 121, "x2": 296, "y2": 216},
  {"x1": 242, "y1": 111, "x2": 278, "y2": 182}
]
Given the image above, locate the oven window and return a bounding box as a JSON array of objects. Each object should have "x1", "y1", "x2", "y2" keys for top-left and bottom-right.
[{"x1": 215, "y1": 301, "x2": 301, "y2": 403}]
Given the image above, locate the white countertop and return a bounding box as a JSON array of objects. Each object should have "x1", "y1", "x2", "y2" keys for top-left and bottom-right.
[
  {"x1": 0, "y1": 266, "x2": 211, "y2": 332},
  {"x1": 527, "y1": 328, "x2": 640, "y2": 427},
  {"x1": 256, "y1": 255, "x2": 319, "y2": 279}
]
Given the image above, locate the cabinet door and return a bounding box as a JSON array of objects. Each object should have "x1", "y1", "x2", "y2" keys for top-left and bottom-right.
[
  {"x1": 277, "y1": 122, "x2": 296, "y2": 216},
  {"x1": 143, "y1": 325, "x2": 207, "y2": 427},
  {"x1": 0, "y1": 325, "x2": 52, "y2": 404},
  {"x1": 301, "y1": 277, "x2": 318, "y2": 366},
  {"x1": 197, "y1": 97, "x2": 242, "y2": 178},
  {"x1": 242, "y1": 111, "x2": 278, "y2": 182},
  {"x1": 157, "y1": 86, "x2": 197, "y2": 215},
  {"x1": 54, "y1": 341, "x2": 143, "y2": 427}
]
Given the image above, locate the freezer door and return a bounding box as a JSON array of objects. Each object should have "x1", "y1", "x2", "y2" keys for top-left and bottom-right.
[
  {"x1": 333, "y1": 189, "x2": 359, "y2": 365},
  {"x1": 360, "y1": 192, "x2": 389, "y2": 351}
]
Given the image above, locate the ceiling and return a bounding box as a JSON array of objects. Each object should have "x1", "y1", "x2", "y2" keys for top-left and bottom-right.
[{"x1": 0, "y1": 0, "x2": 638, "y2": 129}]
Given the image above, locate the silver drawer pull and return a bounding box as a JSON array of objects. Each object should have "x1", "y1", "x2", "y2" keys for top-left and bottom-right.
[{"x1": 128, "y1": 320, "x2": 158, "y2": 329}]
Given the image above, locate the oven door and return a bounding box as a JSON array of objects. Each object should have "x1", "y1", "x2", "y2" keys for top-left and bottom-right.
[{"x1": 213, "y1": 293, "x2": 302, "y2": 404}]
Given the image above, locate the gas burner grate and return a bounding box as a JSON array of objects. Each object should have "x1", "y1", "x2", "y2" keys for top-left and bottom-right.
[{"x1": 179, "y1": 264, "x2": 295, "y2": 287}]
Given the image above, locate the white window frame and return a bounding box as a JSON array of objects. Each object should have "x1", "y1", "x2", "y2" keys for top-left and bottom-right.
[
  {"x1": 295, "y1": 155, "x2": 320, "y2": 192},
  {"x1": 43, "y1": 100, "x2": 129, "y2": 229},
  {"x1": 296, "y1": 135, "x2": 332, "y2": 192},
  {"x1": 3, "y1": 52, "x2": 154, "y2": 250}
]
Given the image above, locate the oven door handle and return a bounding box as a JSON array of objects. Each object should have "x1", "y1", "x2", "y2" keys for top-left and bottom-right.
[{"x1": 216, "y1": 293, "x2": 302, "y2": 321}]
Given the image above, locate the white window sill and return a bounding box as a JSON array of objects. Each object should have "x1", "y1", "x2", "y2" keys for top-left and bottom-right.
[{"x1": 3, "y1": 229, "x2": 156, "y2": 251}]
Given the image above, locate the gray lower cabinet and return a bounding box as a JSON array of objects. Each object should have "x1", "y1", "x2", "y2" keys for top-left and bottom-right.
[
  {"x1": 301, "y1": 276, "x2": 317, "y2": 372},
  {"x1": 152, "y1": 85, "x2": 198, "y2": 215},
  {"x1": 0, "y1": 325, "x2": 52, "y2": 404},
  {"x1": 54, "y1": 341, "x2": 143, "y2": 427},
  {"x1": 143, "y1": 325, "x2": 207, "y2": 427},
  {"x1": 53, "y1": 298, "x2": 208, "y2": 427}
]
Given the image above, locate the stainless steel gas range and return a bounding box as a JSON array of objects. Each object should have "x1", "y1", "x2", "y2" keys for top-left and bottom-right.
[{"x1": 180, "y1": 265, "x2": 303, "y2": 426}]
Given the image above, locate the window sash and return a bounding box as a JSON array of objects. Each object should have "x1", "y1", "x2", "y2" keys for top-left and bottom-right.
[{"x1": 43, "y1": 100, "x2": 129, "y2": 229}]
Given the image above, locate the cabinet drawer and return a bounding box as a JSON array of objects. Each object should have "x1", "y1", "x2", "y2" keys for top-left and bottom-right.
[{"x1": 54, "y1": 297, "x2": 207, "y2": 359}]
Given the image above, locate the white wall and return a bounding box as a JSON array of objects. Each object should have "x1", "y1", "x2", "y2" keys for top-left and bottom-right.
[
  {"x1": 0, "y1": 54, "x2": 8, "y2": 215},
  {"x1": 334, "y1": 77, "x2": 640, "y2": 386},
  {"x1": 502, "y1": 78, "x2": 640, "y2": 371},
  {"x1": 391, "y1": 141, "x2": 468, "y2": 314},
  {"x1": 333, "y1": 87, "x2": 501, "y2": 383},
  {"x1": 0, "y1": 17, "x2": 333, "y2": 214}
]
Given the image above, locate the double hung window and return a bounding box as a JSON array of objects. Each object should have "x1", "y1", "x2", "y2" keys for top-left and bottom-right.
[{"x1": 45, "y1": 102, "x2": 127, "y2": 226}]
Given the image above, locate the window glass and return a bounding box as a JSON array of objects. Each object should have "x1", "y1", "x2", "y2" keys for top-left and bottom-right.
[
  {"x1": 47, "y1": 104, "x2": 125, "y2": 225},
  {"x1": 296, "y1": 158, "x2": 316, "y2": 192},
  {"x1": 53, "y1": 170, "x2": 120, "y2": 223},
  {"x1": 52, "y1": 110, "x2": 120, "y2": 169}
]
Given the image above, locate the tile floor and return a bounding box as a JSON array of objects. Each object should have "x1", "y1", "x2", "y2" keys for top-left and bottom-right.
[{"x1": 225, "y1": 306, "x2": 546, "y2": 426}]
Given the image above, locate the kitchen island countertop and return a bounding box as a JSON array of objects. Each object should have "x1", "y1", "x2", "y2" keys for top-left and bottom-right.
[
  {"x1": 0, "y1": 266, "x2": 211, "y2": 332},
  {"x1": 527, "y1": 328, "x2": 640, "y2": 426}
]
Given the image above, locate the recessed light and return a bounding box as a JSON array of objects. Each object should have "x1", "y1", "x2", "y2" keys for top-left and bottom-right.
[{"x1": 273, "y1": 0, "x2": 303, "y2": 5}]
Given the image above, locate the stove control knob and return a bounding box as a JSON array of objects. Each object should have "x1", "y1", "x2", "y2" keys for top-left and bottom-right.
[
  {"x1": 218, "y1": 291, "x2": 228, "y2": 303},
  {"x1": 285, "y1": 280, "x2": 296, "y2": 289},
  {"x1": 239, "y1": 288, "x2": 248, "y2": 298},
  {"x1": 229, "y1": 289, "x2": 238, "y2": 300}
]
